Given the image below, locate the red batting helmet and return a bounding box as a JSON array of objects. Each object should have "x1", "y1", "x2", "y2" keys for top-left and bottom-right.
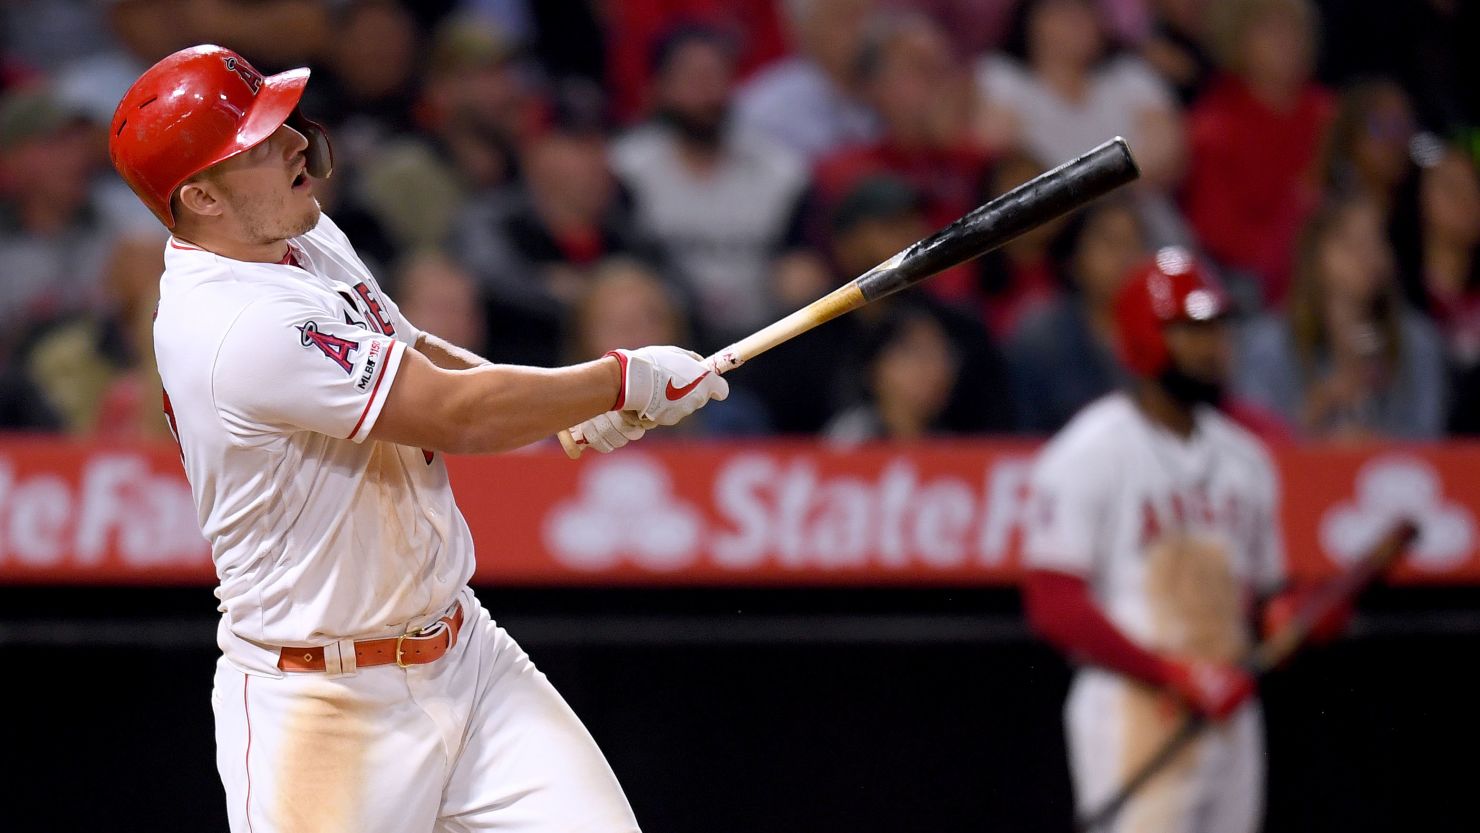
[
  {"x1": 108, "y1": 45, "x2": 333, "y2": 228},
  {"x1": 1113, "y1": 247, "x2": 1229, "y2": 376}
]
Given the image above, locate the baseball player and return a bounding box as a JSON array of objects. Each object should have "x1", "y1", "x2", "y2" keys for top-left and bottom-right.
[
  {"x1": 1021, "y1": 249, "x2": 1288, "y2": 833},
  {"x1": 109, "y1": 45, "x2": 727, "y2": 832}
]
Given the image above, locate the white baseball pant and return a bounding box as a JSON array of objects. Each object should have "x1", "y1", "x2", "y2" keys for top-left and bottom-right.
[
  {"x1": 1067, "y1": 670, "x2": 1264, "y2": 833},
  {"x1": 211, "y1": 590, "x2": 640, "y2": 833}
]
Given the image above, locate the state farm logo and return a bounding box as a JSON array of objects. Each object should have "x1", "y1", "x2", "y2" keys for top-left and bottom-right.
[
  {"x1": 544, "y1": 455, "x2": 704, "y2": 571},
  {"x1": 0, "y1": 454, "x2": 210, "y2": 570},
  {"x1": 541, "y1": 452, "x2": 1035, "y2": 573},
  {"x1": 1320, "y1": 456, "x2": 1475, "y2": 571}
]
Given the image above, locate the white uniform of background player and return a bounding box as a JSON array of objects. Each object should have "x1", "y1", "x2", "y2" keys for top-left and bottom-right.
[
  {"x1": 1021, "y1": 250, "x2": 1285, "y2": 833},
  {"x1": 1026, "y1": 393, "x2": 1283, "y2": 833},
  {"x1": 113, "y1": 46, "x2": 727, "y2": 833}
]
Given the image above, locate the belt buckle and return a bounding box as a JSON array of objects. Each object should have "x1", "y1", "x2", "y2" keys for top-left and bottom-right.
[{"x1": 394, "y1": 625, "x2": 424, "y2": 669}]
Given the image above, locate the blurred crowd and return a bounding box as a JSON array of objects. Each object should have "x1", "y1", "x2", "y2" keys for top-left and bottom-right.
[{"x1": 2, "y1": 0, "x2": 1479, "y2": 444}]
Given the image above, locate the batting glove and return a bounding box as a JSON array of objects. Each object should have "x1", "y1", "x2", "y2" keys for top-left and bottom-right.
[
  {"x1": 1161, "y1": 658, "x2": 1256, "y2": 721},
  {"x1": 571, "y1": 411, "x2": 647, "y2": 454},
  {"x1": 608, "y1": 347, "x2": 729, "y2": 427}
]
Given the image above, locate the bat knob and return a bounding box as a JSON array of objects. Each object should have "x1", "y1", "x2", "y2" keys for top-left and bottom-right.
[{"x1": 557, "y1": 428, "x2": 586, "y2": 460}]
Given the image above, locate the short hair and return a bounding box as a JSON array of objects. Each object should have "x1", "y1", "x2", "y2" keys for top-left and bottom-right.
[
  {"x1": 1208, "y1": 0, "x2": 1318, "y2": 74},
  {"x1": 649, "y1": 23, "x2": 737, "y2": 77}
]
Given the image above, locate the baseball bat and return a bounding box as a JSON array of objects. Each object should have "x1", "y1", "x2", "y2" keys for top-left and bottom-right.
[
  {"x1": 1074, "y1": 519, "x2": 1420, "y2": 832},
  {"x1": 558, "y1": 136, "x2": 1141, "y2": 458}
]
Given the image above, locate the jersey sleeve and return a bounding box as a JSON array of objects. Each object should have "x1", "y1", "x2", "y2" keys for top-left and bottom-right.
[
  {"x1": 211, "y1": 293, "x2": 407, "y2": 443},
  {"x1": 1022, "y1": 432, "x2": 1113, "y2": 578}
]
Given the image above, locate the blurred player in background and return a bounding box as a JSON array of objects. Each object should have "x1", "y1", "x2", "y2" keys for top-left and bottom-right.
[
  {"x1": 109, "y1": 45, "x2": 727, "y2": 832},
  {"x1": 1021, "y1": 248, "x2": 1291, "y2": 833}
]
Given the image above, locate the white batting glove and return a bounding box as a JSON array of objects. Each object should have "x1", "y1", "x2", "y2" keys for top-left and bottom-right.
[
  {"x1": 607, "y1": 347, "x2": 729, "y2": 427},
  {"x1": 571, "y1": 411, "x2": 647, "y2": 453}
]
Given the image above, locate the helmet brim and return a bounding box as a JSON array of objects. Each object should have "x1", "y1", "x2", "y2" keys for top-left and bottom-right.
[{"x1": 232, "y1": 68, "x2": 310, "y2": 165}]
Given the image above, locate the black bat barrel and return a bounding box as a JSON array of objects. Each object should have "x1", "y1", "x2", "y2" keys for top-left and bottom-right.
[{"x1": 855, "y1": 137, "x2": 1140, "y2": 302}]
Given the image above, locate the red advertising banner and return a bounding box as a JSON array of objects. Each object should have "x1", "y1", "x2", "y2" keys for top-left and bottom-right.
[{"x1": 1, "y1": 438, "x2": 1478, "y2": 585}]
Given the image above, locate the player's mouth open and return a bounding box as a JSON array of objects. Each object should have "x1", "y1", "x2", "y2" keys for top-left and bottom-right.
[{"x1": 292, "y1": 170, "x2": 310, "y2": 190}]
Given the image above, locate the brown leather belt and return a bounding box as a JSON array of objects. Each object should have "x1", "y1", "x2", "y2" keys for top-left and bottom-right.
[{"x1": 277, "y1": 603, "x2": 465, "y2": 673}]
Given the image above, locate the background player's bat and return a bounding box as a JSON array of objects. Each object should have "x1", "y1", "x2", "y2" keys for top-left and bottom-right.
[
  {"x1": 558, "y1": 136, "x2": 1141, "y2": 458},
  {"x1": 1075, "y1": 519, "x2": 1421, "y2": 832}
]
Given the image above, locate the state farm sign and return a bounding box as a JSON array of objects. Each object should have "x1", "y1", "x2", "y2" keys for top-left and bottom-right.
[
  {"x1": 0, "y1": 443, "x2": 211, "y2": 582},
  {"x1": 542, "y1": 453, "x2": 1033, "y2": 576},
  {"x1": 5, "y1": 438, "x2": 1480, "y2": 585}
]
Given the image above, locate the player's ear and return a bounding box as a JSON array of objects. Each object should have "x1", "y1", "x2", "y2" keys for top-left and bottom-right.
[{"x1": 176, "y1": 179, "x2": 224, "y2": 219}]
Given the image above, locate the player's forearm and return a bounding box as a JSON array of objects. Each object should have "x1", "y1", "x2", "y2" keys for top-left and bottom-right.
[
  {"x1": 1023, "y1": 569, "x2": 1173, "y2": 688},
  {"x1": 372, "y1": 347, "x2": 621, "y2": 454},
  {"x1": 440, "y1": 359, "x2": 622, "y2": 454},
  {"x1": 415, "y1": 332, "x2": 491, "y2": 370}
]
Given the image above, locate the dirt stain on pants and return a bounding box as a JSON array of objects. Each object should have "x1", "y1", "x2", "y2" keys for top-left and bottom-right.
[{"x1": 273, "y1": 684, "x2": 371, "y2": 833}]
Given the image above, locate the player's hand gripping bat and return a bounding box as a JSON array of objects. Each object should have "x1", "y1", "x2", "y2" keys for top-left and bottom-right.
[
  {"x1": 1074, "y1": 519, "x2": 1421, "y2": 832},
  {"x1": 557, "y1": 137, "x2": 1142, "y2": 458}
]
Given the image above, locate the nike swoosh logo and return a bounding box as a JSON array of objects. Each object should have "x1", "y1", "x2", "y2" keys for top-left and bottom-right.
[{"x1": 665, "y1": 371, "x2": 711, "y2": 401}]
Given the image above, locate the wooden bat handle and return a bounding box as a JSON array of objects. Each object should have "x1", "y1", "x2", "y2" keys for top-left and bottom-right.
[{"x1": 557, "y1": 283, "x2": 868, "y2": 459}]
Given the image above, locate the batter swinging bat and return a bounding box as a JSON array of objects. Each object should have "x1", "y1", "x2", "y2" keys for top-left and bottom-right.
[
  {"x1": 558, "y1": 136, "x2": 1141, "y2": 458},
  {"x1": 1075, "y1": 519, "x2": 1421, "y2": 832}
]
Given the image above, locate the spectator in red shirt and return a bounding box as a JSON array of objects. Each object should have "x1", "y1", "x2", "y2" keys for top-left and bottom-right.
[
  {"x1": 1182, "y1": 0, "x2": 1333, "y2": 305},
  {"x1": 602, "y1": 0, "x2": 787, "y2": 125},
  {"x1": 814, "y1": 12, "x2": 989, "y2": 303}
]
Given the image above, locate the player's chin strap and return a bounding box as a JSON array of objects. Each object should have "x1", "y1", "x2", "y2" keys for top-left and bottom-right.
[{"x1": 286, "y1": 108, "x2": 333, "y2": 179}]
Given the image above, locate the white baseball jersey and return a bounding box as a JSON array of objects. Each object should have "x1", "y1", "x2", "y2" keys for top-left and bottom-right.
[
  {"x1": 155, "y1": 213, "x2": 475, "y2": 675},
  {"x1": 1024, "y1": 392, "x2": 1285, "y2": 833}
]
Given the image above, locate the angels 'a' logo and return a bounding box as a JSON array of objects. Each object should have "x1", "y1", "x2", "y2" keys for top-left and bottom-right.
[
  {"x1": 298, "y1": 321, "x2": 358, "y2": 374},
  {"x1": 223, "y1": 56, "x2": 263, "y2": 95}
]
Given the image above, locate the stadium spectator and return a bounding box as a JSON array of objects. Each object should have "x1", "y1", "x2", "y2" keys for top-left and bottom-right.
[
  {"x1": 0, "y1": 0, "x2": 114, "y2": 74},
  {"x1": 451, "y1": 117, "x2": 647, "y2": 368},
  {"x1": 1393, "y1": 143, "x2": 1480, "y2": 358},
  {"x1": 740, "y1": 175, "x2": 1014, "y2": 434},
  {"x1": 1007, "y1": 197, "x2": 1148, "y2": 433},
  {"x1": 602, "y1": 0, "x2": 787, "y2": 125},
  {"x1": 973, "y1": 0, "x2": 1184, "y2": 191},
  {"x1": 1235, "y1": 195, "x2": 1447, "y2": 440},
  {"x1": 1389, "y1": 143, "x2": 1480, "y2": 433},
  {"x1": 975, "y1": 152, "x2": 1069, "y2": 338},
  {"x1": 815, "y1": 12, "x2": 987, "y2": 303},
  {"x1": 181, "y1": 0, "x2": 330, "y2": 70},
  {"x1": 0, "y1": 86, "x2": 135, "y2": 347},
  {"x1": 733, "y1": 0, "x2": 880, "y2": 162},
  {"x1": 612, "y1": 25, "x2": 814, "y2": 346},
  {"x1": 91, "y1": 236, "x2": 168, "y2": 438},
  {"x1": 394, "y1": 250, "x2": 490, "y2": 359},
  {"x1": 1182, "y1": 0, "x2": 1333, "y2": 305},
  {"x1": 52, "y1": 0, "x2": 191, "y2": 125},
  {"x1": 1314, "y1": 0, "x2": 1480, "y2": 133},
  {"x1": 1139, "y1": 0, "x2": 1218, "y2": 105},
  {"x1": 344, "y1": 15, "x2": 536, "y2": 258},
  {"x1": 567, "y1": 258, "x2": 770, "y2": 435},
  {"x1": 302, "y1": 0, "x2": 421, "y2": 154},
  {"x1": 418, "y1": 15, "x2": 542, "y2": 194},
  {"x1": 1320, "y1": 78, "x2": 1417, "y2": 217},
  {"x1": 824, "y1": 303, "x2": 960, "y2": 443}
]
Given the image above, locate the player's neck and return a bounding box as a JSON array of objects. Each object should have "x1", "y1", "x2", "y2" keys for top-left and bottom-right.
[
  {"x1": 1133, "y1": 382, "x2": 1195, "y2": 439},
  {"x1": 173, "y1": 229, "x2": 291, "y2": 264}
]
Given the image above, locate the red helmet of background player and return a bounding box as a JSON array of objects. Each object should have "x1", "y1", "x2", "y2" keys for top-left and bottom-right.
[
  {"x1": 108, "y1": 44, "x2": 333, "y2": 228},
  {"x1": 1113, "y1": 247, "x2": 1229, "y2": 376}
]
